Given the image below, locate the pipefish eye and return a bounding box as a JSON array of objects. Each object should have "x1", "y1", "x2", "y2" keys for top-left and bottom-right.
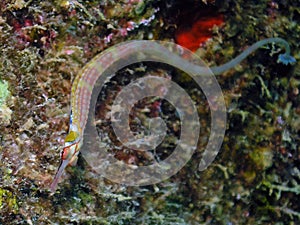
[
  {"x1": 61, "y1": 142, "x2": 78, "y2": 160},
  {"x1": 61, "y1": 145, "x2": 72, "y2": 160}
]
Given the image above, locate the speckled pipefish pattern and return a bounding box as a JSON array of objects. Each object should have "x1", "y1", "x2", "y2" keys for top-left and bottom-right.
[
  {"x1": 70, "y1": 38, "x2": 293, "y2": 138},
  {"x1": 70, "y1": 42, "x2": 142, "y2": 134},
  {"x1": 70, "y1": 40, "x2": 196, "y2": 136}
]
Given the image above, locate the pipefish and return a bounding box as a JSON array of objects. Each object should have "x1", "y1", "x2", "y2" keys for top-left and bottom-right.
[{"x1": 50, "y1": 37, "x2": 295, "y2": 192}]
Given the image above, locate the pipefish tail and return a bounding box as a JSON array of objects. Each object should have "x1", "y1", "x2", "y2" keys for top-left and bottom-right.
[{"x1": 50, "y1": 38, "x2": 295, "y2": 192}]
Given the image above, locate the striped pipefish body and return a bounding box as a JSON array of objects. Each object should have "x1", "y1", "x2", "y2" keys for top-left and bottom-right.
[{"x1": 50, "y1": 38, "x2": 295, "y2": 191}]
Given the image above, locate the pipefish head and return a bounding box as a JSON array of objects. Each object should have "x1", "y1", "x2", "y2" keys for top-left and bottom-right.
[
  {"x1": 50, "y1": 131, "x2": 81, "y2": 192},
  {"x1": 62, "y1": 131, "x2": 82, "y2": 162}
]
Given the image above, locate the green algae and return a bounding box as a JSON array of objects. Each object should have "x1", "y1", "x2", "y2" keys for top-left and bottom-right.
[
  {"x1": 0, "y1": 188, "x2": 18, "y2": 213},
  {"x1": 249, "y1": 146, "x2": 273, "y2": 170},
  {"x1": 0, "y1": 80, "x2": 12, "y2": 126},
  {"x1": 134, "y1": 0, "x2": 146, "y2": 15},
  {"x1": 0, "y1": 80, "x2": 10, "y2": 107}
]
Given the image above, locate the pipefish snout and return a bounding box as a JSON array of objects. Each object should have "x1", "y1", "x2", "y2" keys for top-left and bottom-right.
[{"x1": 50, "y1": 37, "x2": 296, "y2": 191}]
